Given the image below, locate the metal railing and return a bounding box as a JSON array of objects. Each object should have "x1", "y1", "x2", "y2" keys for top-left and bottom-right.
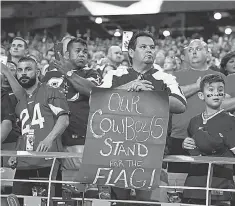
[{"x1": 1, "y1": 151, "x2": 235, "y2": 206}]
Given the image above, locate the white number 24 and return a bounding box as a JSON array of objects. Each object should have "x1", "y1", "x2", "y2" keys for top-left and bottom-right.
[{"x1": 20, "y1": 103, "x2": 45, "y2": 135}]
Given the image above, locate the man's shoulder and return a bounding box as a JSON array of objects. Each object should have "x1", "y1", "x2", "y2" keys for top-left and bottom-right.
[
  {"x1": 152, "y1": 69, "x2": 176, "y2": 81},
  {"x1": 190, "y1": 113, "x2": 202, "y2": 124}
]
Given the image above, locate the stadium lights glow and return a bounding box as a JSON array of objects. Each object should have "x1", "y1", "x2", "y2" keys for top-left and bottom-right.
[
  {"x1": 163, "y1": 30, "x2": 170, "y2": 37},
  {"x1": 214, "y1": 12, "x2": 222, "y2": 20},
  {"x1": 225, "y1": 27, "x2": 232, "y2": 35},
  {"x1": 114, "y1": 30, "x2": 121, "y2": 37},
  {"x1": 95, "y1": 17, "x2": 102, "y2": 24}
]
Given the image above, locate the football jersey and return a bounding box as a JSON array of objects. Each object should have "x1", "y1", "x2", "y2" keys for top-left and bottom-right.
[
  {"x1": 1, "y1": 88, "x2": 15, "y2": 123},
  {"x1": 100, "y1": 66, "x2": 186, "y2": 106},
  {"x1": 184, "y1": 111, "x2": 235, "y2": 200},
  {"x1": 42, "y1": 67, "x2": 101, "y2": 146},
  {"x1": 1, "y1": 87, "x2": 21, "y2": 144},
  {"x1": 171, "y1": 68, "x2": 224, "y2": 139},
  {"x1": 188, "y1": 110, "x2": 235, "y2": 153},
  {"x1": 15, "y1": 83, "x2": 69, "y2": 169}
]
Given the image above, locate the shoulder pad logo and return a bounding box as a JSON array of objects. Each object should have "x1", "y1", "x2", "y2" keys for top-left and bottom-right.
[{"x1": 47, "y1": 77, "x2": 64, "y2": 88}]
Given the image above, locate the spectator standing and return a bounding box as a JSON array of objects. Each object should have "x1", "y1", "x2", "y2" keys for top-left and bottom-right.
[
  {"x1": 99, "y1": 45, "x2": 123, "y2": 77},
  {"x1": 101, "y1": 30, "x2": 186, "y2": 204},
  {"x1": 182, "y1": 74, "x2": 235, "y2": 205},
  {"x1": 9, "y1": 37, "x2": 28, "y2": 65},
  {"x1": 1, "y1": 88, "x2": 14, "y2": 143},
  {"x1": 1, "y1": 57, "x2": 69, "y2": 200},
  {"x1": 168, "y1": 39, "x2": 235, "y2": 174},
  {"x1": 42, "y1": 38, "x2": 101, "y2": 192},
  {"x1": 221, "y1": 51, "x2": 235, "y2": 114},
  {"x1": 1, "y1": 61, "x2": 21, "y2": 152}
]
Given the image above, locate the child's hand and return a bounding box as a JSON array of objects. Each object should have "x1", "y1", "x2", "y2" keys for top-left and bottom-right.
[{"x1": 182, "y1": 137, "x2": 196, "y2": 150}]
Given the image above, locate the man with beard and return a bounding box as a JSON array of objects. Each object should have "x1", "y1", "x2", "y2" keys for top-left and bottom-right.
[
  {"x1": 9, "y1": 37, "x2": 28, "y2": 65},
  {"x1": 1, "y1": 57, "x2": 69, "y2": 201},
  {"x1": 101, "y1": 30, "x2": 186, "y2": 205},
  {"x1": 42, "y1": 38, "x2": 101, "y2": 194}
]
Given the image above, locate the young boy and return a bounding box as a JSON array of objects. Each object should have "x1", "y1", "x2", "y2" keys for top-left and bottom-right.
[{"x1": 182, "y1": 74, "x2": 235, "y2": 205}]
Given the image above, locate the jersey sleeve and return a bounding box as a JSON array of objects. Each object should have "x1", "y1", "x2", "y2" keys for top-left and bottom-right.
[
  {"x1": 1, "y1": 91, "x2": 15, "y2": 123},
  {"x1": 46, "y1": 86, "x2": 70, "y2": 118},
  {"x1": 152, "y1": 71, "x2": 187, "y2": 106},
  {"x1": 224, "y1": 115, "x2": 235, "y2": 150}
]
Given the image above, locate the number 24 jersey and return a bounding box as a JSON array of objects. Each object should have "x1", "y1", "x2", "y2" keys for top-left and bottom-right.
[{"x1": 15, "y1": 83, "x2": 70, "y2": 153}]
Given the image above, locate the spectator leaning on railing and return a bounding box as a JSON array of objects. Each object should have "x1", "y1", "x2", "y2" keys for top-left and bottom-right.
[
  {"x1": 182, "y1": 74, "x2": 235, "y2": 205},
  {"x1": 0, "y1": 57, "x2": 69, "y2": 201}
]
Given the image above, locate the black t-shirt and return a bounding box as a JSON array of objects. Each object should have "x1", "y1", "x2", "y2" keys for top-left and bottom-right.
[{"x1": 1, "y1": 87, "x2": 21, "y2": 143}]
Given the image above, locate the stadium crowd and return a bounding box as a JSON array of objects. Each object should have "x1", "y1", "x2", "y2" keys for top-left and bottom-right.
[{"x1": 1, "y1": 28, "x2": 235, "y2": 206}]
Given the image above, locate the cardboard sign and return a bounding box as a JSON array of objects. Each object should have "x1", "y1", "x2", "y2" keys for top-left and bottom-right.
[
  {"x1": 122, "y1": 31, "x2": 133, "y2": 52},
  {"x1": 77, "y1": 88, "x2": 169, "y2": 190}
]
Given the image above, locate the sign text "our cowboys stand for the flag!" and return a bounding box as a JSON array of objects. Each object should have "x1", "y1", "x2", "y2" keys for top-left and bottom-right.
[{"x1": 77, "y1": 88, "x2": 169, "y2": 190}]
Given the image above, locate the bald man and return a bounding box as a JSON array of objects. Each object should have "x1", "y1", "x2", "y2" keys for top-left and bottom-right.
[
  {"x1": 107, "y1": 45, "x2": 122, "y2": 66},
  {"x1": 168, "y1": 39, "x2": 235, "y2": 193},
  {"x1": 99, "y1": 46, "x2": 123, "y2": 77}
]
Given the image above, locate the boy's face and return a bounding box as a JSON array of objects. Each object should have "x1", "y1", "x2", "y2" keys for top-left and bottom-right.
[{"x1": 198, "y1": 82, "x2": 225, "y2": 109}]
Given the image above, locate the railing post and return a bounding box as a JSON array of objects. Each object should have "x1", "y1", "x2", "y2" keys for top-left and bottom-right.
[
  {"x1": 206, "y1": 162, "x2": 213, "y2": 206},
  {"x1": 47, "y1": 158, "x2": 57, "y2": 206}
]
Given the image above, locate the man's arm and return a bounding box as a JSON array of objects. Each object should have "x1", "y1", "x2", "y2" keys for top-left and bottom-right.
[
  {"x1": 152, "y1": 72, "x2": 187, "y2": 114},
  {"x1": 222, "y1": 97, "x2": 235, "y2": 112},
  {"x1": 36, "y1": 87, "x2": 70, "y2": 152},
  {"x1": 169, "y1": 96, "x2": 186, "y2": 114},
  {"x1": 66, "y1": 73, "x2": 96, "y2": 97},
  {"x1": 52, "y1": 53, "x2": 100, "y2": 97},
  {"x1": 1, "y1": 120, "x2": 12, "y2": 143},
  {"x1": 1, "y1": 63, "x2": 25, "y2": 100},
  {"x1": 181, "y1": 77, "x2": 201, "y2": 98},
  {"x1": 36, "y1": 115, "x2": 69, "y2": 152}
]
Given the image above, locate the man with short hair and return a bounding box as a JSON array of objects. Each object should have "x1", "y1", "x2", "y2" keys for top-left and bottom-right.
[
  {"x1": 42, "y1": 37, "x2": 101, "y2": 193},
  {"x1": 101, "y1": 30, "x2": 186, "y2": 204},
  {"x1": 1, "y1": 56, "x2": 69, "y2": 200},
  {"x1": 9, "y1": 37, "x2": 28, "y2": 65}
]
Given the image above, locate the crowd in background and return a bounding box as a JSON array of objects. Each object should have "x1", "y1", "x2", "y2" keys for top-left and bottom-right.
[
  {"x1": 1, "y1": 26, "x2": 235, "y2": 206},
  {"x1": 2, "y1": 29, "x2": 235, "y2": 76}
]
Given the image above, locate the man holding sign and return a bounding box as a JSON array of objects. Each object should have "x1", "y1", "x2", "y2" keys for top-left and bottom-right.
[
  {"x1": 77, "y1": 30, "x2": 186, "y2": 204},
  {"x1": 101, "y1": 30, "x2": 186, "y2": 114}
]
